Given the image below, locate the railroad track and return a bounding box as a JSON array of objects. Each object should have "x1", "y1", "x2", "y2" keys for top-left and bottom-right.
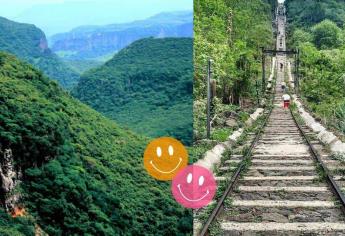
[
  {"x1": 198, "y1": 81, "x2": 345, "y2": 236},
  {"x1": 197, "y1": 3, "x2": 345, "y2": 236}
]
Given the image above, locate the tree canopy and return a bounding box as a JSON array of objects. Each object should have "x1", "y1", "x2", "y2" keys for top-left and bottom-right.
[{"x1": 312, "y1": 19, "x2": 342, "y2": 49}]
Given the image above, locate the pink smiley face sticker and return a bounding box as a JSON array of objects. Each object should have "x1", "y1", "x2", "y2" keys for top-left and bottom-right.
[{"x1": 171, "y1": 165, "x2": 217, "y2": 209}]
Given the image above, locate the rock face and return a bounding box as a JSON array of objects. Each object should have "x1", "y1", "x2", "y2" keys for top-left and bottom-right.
[
  {"x1": 0, "y1": 147, "x2": 21, "y2": 212},
  {"x1": 39, "y1": 37, "x2": 49, "y2": 51}
]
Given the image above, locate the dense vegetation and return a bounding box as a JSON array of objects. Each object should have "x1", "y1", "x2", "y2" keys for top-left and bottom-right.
[
  {"x1": 193, "y1": 0, "x2": 274, "y2": 140},
  {"x1": 286, "y1": 0, "x2": 345, "y2": 136},
  {"x1": 194, "y1": 0, "x2": 274, "y2": 102},
  {"x1": 0, "y1": 52, "x2": 191, "y2": 235},
  {"x1": 73, "y1": 38, "x2": 193, "y2": 145},
  {"x1": 286, "y1": 0, "x2": 345, "y2": 29},
  {"x1": 0, "y1": 17, "x2": 79, "y2": 88}
]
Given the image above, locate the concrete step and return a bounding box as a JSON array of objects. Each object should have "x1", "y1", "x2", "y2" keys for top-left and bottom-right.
[
  {"x1": 231, "y1": 200, "x2": 335, "y2": 208},
  {"x1": 219, "y1": 166, "x2": 238, "y2": 172},
  {"x1": 226, "y1": 159, "x2": 315, "y2": 166},
  {"x1": 264, "y1": 132, "x2": 302, "y2": 135},
  {"x1": 249, "y1": 166, "x2": 315, "y2": 171},
  {"x1": 239, "y1": 177, "x2": 326, "y2": 187},
  {"x1": 251, "y1": 154, "x2": 313, "y2": 160},
  {"x1": 234, "y1": 188, "x2": 334, "y2": 201},
  {"x1": 237, "y1": 186, "x2": 329, "y2": 192},
  {"x1": 242, "y1": 176, "x2": 318, "y2": 181},
  {"x1": 220, "y1": 222, "x2": 345, "y2": 233},
  {"x1": 266, "y1": 125, "x2": 300, "y2": 128},
  {"x1": 246, "y1": 168, "x2": 317, "y2": 176},
  {"x1": 250, "y1": 159, "x2": 314, "y2": 164},
  {"x1": 257, "y1": 140, "x2": 306, "y2": 145},
  {"x1": 224, "y1": 160, "x2": 241, "y2": 164},
  {"x1": 215, "y1": 176, "x2": 227, "y2": 181},
  {"x1": 261, "y1": 134, "x2": 306, "y2": 137}
]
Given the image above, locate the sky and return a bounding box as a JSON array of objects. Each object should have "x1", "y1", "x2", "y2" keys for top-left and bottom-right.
[{"x1": 0, "y1": 0, "x2": 192, "y2": 36}]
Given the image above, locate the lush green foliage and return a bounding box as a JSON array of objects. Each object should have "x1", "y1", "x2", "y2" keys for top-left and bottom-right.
[
  {"x1": 0, "y1": 52, "x2": 192, "y2": 235},
  {"x1": 290, "y1": 29, "x2": 313, "y2": 48},
  {"x1": 0, "y1": 17, "x2": 79, "y2": 88},
  {"x1": 312, "y1": 20, "x2": 342, "y2": 49},
  {"x1": 286, "y1": 0, "x2": 345, "y2": 28},
  {"x1": 287, "y1": 0, "x2": 345, "y2": 136},
  {"x1": 73, "y1": 38, "x2": 193, "y2": 145},
  {"x1": 194, "y1": 0, "x2": 273, "y2": 103}
]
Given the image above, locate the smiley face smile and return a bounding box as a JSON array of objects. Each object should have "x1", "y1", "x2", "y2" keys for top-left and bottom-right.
[
  {"x1": 177, "y1": 184, "x2": 209, "y2": 202},
  {"x1": 150, "y1": 158, "x2": 182, "y2": 174},
  {"x1": 171, "y1": 165, "x2": 217, "y2": 209},
  {"x1": 143, "y1": 137, "x2": 188, "y2": 180}
]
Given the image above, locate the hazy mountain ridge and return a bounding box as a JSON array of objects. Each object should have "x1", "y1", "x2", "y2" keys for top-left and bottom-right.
[
  {"x1": 50, "y1": 11, "x2": 193, "y2": 60},
  {"x1": 51, "y1": 11, "x2": 192, "y2": 36}
]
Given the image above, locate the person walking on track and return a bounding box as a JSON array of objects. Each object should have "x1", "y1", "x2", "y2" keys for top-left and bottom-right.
[{"x1": 282, "y1": 93, "x2": 291, "y2": 108}]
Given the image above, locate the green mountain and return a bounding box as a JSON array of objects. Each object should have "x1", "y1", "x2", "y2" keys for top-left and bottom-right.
[
  {"x1": 73, "y1": 37, "x2": 193, "y2": 145},
  {"x1": 0, "y1": 17, "x2": 79, "y2": 88},
  {"x1": 0, "y1": 52, "x2": 191, "y2": 235}
]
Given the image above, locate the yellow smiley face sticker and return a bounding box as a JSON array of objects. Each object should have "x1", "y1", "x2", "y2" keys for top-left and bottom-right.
[{"x1": 144, "y1": 137, "x2": 188, "y2": 181}]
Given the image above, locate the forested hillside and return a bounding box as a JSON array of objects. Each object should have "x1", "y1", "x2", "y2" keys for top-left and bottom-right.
[
  {"x1": 0, "y1": 17, "x2": 79, "y2": 88},
  {"x1": 0, "y1": 52, "x2": 191, "y2": 235},
  {"x1": 193, "y1": 0, "x2": 274, "y2": 139},
  {"x1": 73, "y1": 38, "x2": 193, "y2": 145},
  {"x1": 286, "y1": 0, "x2": 345, "y2": 136}
]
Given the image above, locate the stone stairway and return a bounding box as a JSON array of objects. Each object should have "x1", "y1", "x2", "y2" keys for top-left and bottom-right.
[{"x1": 215, "y1": 3, "x2": 345, "y2": 235}]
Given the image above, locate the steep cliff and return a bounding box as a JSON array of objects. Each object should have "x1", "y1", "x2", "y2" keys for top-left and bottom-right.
[
  {"x1": 0, "y1": 148, "x2": 21, "y2": 213},
  {"x1": 0, "y1": 17, "x2": 79, "y2": 88}
]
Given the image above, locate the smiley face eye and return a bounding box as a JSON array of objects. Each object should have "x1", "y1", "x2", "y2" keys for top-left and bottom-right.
[
  {"x1": 156, "y1": 147, "x2": 162, "y2": 157},
  {"x1": 168, "y1": 145, "x2": 174, "y2": 156},
  {"x1": 198, "y1": 176, "x2": 204, "y2": 186},
  {"x1": 187, "y1": 173, "x2": 192, "y2": 183}
]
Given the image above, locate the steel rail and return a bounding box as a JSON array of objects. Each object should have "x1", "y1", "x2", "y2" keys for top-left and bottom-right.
[
  {"x1": 290, "y1": 108, "x2": 345, "y2": 212},
  {"x1": 198, "y1": 89, "x2": 276, "y2": 236}
]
